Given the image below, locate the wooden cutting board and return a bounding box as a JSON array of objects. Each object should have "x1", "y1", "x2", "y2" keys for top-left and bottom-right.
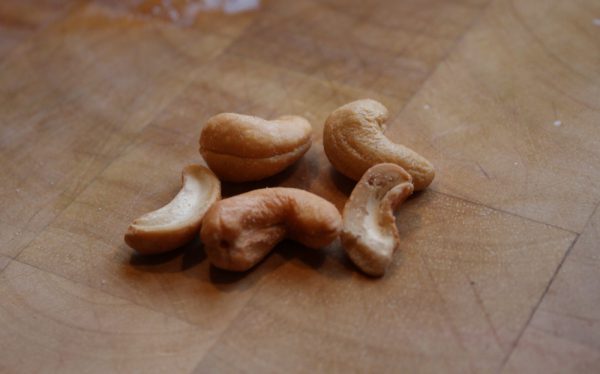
[{"x1": 1, "y1": 0, "x2": 599, "y2": 372}]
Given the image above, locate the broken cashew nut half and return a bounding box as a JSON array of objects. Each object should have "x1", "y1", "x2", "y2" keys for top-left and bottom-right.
[
  {"x1": 199, "y1": 113, "x2": 313, "y2": 182},
  {"x1": 341, "y1": 163, "x2": 414, "y2": 277},
  {"x1": 125, "y1": 165, "x2": 221, "y2": 254},
  {"x1": 323, "y1": 99, "x2": 434, "y2": 191},
  {"x1": 200, "y1": 187, "x2": 342, "y2": 271}
]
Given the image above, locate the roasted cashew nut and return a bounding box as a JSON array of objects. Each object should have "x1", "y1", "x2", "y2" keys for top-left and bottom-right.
[
  {"x1": 125, "y1": 165, "x2": 221, "y2": 254},
  {"x1": 341, "y1": 163, "x2": 414, "y2": 276},
  {"x1": 199, "y1": 113, "x2": 312, "y2": 182},
  {"x1": 323, "y1": 99, "x2": 434, "y2": 191},
  {"x1": 200, "y1": 187, "x2": 342, "y2": 271}
]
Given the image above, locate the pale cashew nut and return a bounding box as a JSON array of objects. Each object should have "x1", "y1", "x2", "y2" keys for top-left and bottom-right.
[
  {"x1": 341, "y1": 163, "x2": 414, "y2": 277},
  {"x1": 199, "y1": 113, "x2": 312, "y2": 182},
  {"x1": 200, "y1": 187, "x2": 342, "y2": 271},
  {"x1": 125, "y1": 165, "x2": 221, "y2": 254},
  {"x1": 323, "y1": 99, "x2": 434, "y2": 191}
]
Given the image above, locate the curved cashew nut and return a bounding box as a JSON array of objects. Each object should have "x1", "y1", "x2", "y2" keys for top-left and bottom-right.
[
  {"x1": 200, "y1": 187, "x2": 342, "y2": 271},
  {"x1": 323, "y1": 99, "x2": 434, "y2": 191},
  {"x1": 199, "y1": 113, "x2": 312, "y2": 182},
  {"x1": 125, "y1": 165, "x2": 221, "y2": 254},
  {"x1": 341, "y1": 163, "x2": 414, "y2": 276}
]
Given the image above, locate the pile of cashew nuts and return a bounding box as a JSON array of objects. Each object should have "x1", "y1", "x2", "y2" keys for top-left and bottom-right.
[{"x1": 125, "y1": 99, "x2": 434, "y2": 277}]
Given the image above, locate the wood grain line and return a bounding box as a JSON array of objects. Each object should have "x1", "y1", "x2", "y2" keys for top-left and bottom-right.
[
  {"x1": 431, "y1": 189, "x2": 579, "y2": 236},
  {"x1": 387, "y1": 0, "x2": 495, "y2": 115},
  {"x1": 0, "y1": 0, "x2": 88, "y2": 64},
  {"x1": 498, "y1": 232, "x2": 582, "y2": 372},
  {"x1": 500, "y1": 199, "x2": 600, "y2": 372},
  {"x1": 189, "y1": 270, "x2": 276, "y2": 371},
  {"x1": 0, "y1": 256, "x2": 11, "y2": 274},
  {"x1": 6, "y1": 256, "x2": 196, "y2": 328},
  {"x1": 8, "y1": 75, "x2": 192, "y2": 261}
]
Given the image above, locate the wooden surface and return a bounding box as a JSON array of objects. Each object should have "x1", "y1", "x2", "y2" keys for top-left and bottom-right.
[{"x1": 1, "y1": 0, "x2": 599, "y2": 372}]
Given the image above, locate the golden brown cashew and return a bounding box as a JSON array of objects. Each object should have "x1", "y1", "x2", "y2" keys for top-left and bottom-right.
[
  {"x1": 125, "y1": 165, "x2": 221, "y2": 254},
  {"x1": 199, "y1": 113, "x2": 312, "y2": 182},
  {"x1": 341, "y1": 163, "x2": 414, "y2": 277},
  {"x1": 201, "y1": 187, "x2": 342, "y2": 271},
  {"x1": 323, "y1": 99, "x2": 434, "y2": 191}
]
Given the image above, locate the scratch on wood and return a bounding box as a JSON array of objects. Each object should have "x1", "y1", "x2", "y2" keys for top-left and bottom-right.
[
  {"x1": 475, "y1": 162, "x2": 491, "y2": 179},
  {"x1": 467, "y1": 275, "x2": 504, "y2": 354}
]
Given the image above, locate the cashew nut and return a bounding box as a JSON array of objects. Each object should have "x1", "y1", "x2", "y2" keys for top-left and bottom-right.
[
  {"x1": 125, "y1": 165, "x2": 221, "y2": 254},
  {"x1": 199, "y1": 113, "x2": 312, "y2": 182},
  {"x1": 341, "y1": 163, "x2": 414, "y2": 277},
  {"x1": 323, "y1": 99, "x2": 434, "y2": 191},
  {"x1": 200, "y1": 187, "x2": 342, "y2": 271}
]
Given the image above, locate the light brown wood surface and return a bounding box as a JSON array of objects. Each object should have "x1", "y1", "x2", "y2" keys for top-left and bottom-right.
[{"x1": 1, "y1": 0, "x2": 599, "y2": 372}]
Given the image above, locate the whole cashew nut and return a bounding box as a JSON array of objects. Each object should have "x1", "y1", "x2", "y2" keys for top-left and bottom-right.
[
  {"x1": 323, "y1": 99, "x2": 434, "y2": 191},
  {"x1": 341, "y1": 163, "x2": 414, "y2": 276},
  {"x1": 199, "y1": 113, "x2": 312, "y2": 182},
  {"x1": 200, "y1": 187, "x2": 342, "y2": 271},
  {"x1": 125, "y1": 165, "x2": 221, "y2": 254}
]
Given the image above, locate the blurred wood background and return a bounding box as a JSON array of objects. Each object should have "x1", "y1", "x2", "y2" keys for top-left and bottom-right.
[{"x1": 0, "y1": 0, "x2": 599, "y2": 372}]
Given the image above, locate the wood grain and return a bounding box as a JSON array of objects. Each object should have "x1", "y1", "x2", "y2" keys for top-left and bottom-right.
[
  {"x1": 0, "y1": 260, "x2": 214, "y2": 373},
  {"x1": 0, "y1": 2, "x2": 232, "y2": 258},
  {"x1": 225, "y1": 0, "x2": 490, "y2": 101},
  {"x1": 391, "y1": 0, "x2": 600, "y2": 232},
  {"x1": 1, "y1": 0, "x2": 599, "y2": 372},
  {"x1": 17, "y1": 125, "x2": 271, "y2": 327},
  {"x1": 0, "y1": 0, "x2": 81, "y2": 58},
  {"x1": 196, "y1": 191, "x2": 574, "y2": 373},
  {"x1": 503, "y1": 204, "x2": 600, "y2": 373},
  {"x1": 0, "y1": 256, "x2": 10, "y2": 273}
]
